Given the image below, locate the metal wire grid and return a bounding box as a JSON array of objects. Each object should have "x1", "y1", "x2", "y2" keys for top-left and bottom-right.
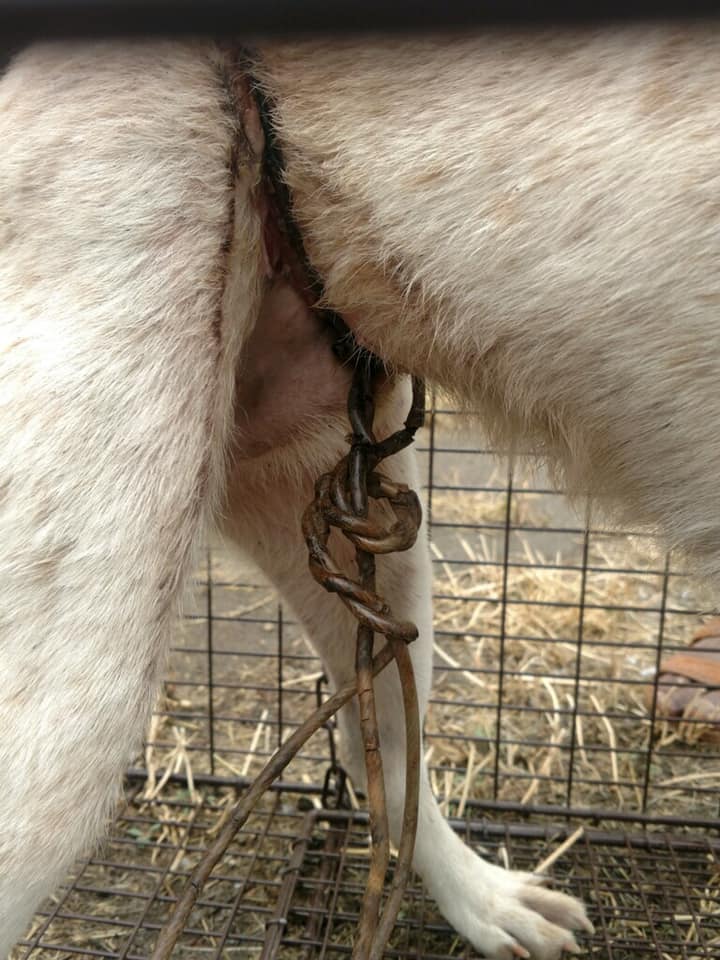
[
  {"x1": 137, "y1": 404, "x2": 720, "y2": 820},
  {"x1": 15, "y1": 784, "x2": 720, "y2": 960},
  {"x1": 272, "y1": 810, "x2": 720, "y2": 960},
  {"x1": 12, "y1": 402, "x2": 720, "y2": 960},
  {"x1": 17, "y1": 783, "x2": 304, "y2": 960}
]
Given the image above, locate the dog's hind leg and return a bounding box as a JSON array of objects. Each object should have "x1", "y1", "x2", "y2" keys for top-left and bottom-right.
[
  {"x1": 224, "y1": 378, "x2": 592, "y2": 960},
  {"x1": 0, "y1": 43, "x2": 262, "y2": 955}
]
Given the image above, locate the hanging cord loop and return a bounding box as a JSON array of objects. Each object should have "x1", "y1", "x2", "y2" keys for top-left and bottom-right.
[{"x1": 303, "y1": 369, "x2": 425, "y2": 959}]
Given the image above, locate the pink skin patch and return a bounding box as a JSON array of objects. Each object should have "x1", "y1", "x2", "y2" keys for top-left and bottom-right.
[
  {"x1": 233, "y1": 277, "x2": 353, "y2": 459},
  {"x1": 230, "y1": 82, "x2": 383, "y2": 462}
]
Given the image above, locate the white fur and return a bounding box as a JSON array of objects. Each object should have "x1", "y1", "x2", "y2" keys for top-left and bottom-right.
[
  {"x1": 0, "y1": 42, "x2": 263, "y2": 954},
  {"x1": 2, "y1": 27, "x2": 719, "y2": 959},
  {"x1": 255, "y1": 27, "x2": 720, "y2": 577}
]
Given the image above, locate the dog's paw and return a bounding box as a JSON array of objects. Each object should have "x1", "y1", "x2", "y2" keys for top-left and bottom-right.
[
  {"x1": 434, "y1": 861, "x2": 593, "y2": 960},
  {"x1": 490, "y1": 869, "x2": 594, "y2": 959}
]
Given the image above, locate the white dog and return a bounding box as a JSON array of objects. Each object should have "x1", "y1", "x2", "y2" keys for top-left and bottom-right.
[{"x1": 2, "y1": 26, "x2": 719, "y2": 959}]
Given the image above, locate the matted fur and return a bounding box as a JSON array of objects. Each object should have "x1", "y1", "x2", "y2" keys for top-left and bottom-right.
[{"x1": 1, "y1": 27, "x2": 718, "y2": 960}]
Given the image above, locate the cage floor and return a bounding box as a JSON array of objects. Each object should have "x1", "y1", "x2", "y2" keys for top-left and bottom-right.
[
  {"x1": 276, "y1": 812, "x2": 720, "y2": 960},
  {"x1": 14, "y1": 781, "x2": 720, "y2": 960}
]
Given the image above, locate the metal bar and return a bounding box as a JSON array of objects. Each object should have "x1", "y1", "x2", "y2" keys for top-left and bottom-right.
[
  {"x1": 277, "y1": 603, "x2": 284, "y2": 749},
  {"x1": 425, "y1": 389, "x2": 436, "y2": 529},
  {"x1": 317, "y1": 806, "x2": 720, "y2": 851},
  {"x1": 1, "y1": 0, "x2": 719, "y2": 43},
  {"x1": 641, "y1": 553, "x2": 671, "y2": 813},
  {"x1": 565, "y1": 529, "x2": 590, "y2": 810},
  {"x1": 206, "y1": 547, "x2": 216, "y2": 776},
  {"x1": 125, "y1": 752, "x2": 720, "y2": 808},
  {"x1": 666, "y1": 838, "x2": 714, "y2": 960},
  {"x1": 492, "y1": 462, "x2": 513, "y2": 798}
]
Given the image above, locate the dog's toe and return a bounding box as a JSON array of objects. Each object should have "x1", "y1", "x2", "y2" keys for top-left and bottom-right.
[
  {"x1": 490, "y1": 871, "x2": 593, "y2": 959},
  {"x1": 440, "y1": 865, "x2": 593, "y2": 959},
  {"x1": 518, "y1": 883, "x2": 595, "y2": 936}
]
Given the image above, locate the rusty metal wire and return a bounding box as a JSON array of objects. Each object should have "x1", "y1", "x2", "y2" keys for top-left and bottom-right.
[
  {"x1": 150, "y1": 367, "x2": 425, "y2": 960},
  {"x1": 148, "y1": 642, "x2": 396, "y2": 960},
  {"x1": 16, "y1": 788, "x2": 720, "y2": 960},
  {"x1": 303, "y1": 365, "x2": 425, "y2": 959}
]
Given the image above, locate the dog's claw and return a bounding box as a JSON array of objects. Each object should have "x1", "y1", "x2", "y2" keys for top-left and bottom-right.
[
  {"x1": 511, "y1": 945, "x2": 531, "y2": 959},
  {"x1": 444, "y1": 864, "x2": 593, "y2": 960},
  {"x1": 528, "y1": 873, "x2": 549, "y2": 886}
]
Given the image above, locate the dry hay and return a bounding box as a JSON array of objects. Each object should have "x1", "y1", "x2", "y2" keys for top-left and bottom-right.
[
  {"x1": 423, "y1": 454, "x2": 720, "y2": 821},
  {"x1": 142, "y1": 412, "x2": 720, "y2": 823}
]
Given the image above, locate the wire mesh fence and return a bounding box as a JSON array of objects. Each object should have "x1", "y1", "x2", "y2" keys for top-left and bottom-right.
[
  {"x1": 13, "y1": 401, "x2": 720, "y2": 960},
  {"x1": 17, "y1": 786, "x2": 720, "y2": 960}
]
